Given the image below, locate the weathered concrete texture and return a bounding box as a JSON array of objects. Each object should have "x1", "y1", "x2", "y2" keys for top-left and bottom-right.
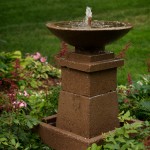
[
  {"x1": 65, "y1": 51, "x2": 114, "y2": 63},
  {"x1": 57, "y1": 91, "x2": 119, "y2": 138},
  {"x1": 39, "y1": 52, "x2": 123, "y2": 150},
  {"x1": 38, "y1": 115, "x2": 104, "y2": 150},
  {"x1": 56, "y1": 56, "x2": 124, "y2": 73},
  {"x1": 62, "y1": 67, "x2": 117, "y2": 97}
]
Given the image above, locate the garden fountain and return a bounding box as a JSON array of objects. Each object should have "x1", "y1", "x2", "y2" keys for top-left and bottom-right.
[{"x1": 38, "y1": 7, "x2": 133, "y2": 150}]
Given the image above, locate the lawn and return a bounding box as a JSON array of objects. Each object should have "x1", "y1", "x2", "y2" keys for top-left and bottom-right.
[{"x1": 0, "y1": 0, "x2": 149, "y2": 84}]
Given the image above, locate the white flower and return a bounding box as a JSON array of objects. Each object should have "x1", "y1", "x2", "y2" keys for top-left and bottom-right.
[{"x1": 137, "y1": 81, "x2": 143, "y2": 86}]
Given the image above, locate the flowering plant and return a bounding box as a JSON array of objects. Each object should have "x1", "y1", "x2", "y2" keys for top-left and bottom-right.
[
  {"x1": 0, "y1": 50, "x2": 61, "y2": 149},
  {"x1": 25, "y1": 52, "x2": 61, "y2": 80},
  {"x1": 118, "y1": 74, "x2": 150, "y2": 120}
]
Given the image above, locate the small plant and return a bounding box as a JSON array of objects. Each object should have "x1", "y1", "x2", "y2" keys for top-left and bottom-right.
[
  {"x1": 118, "y1": 111, "x2": 133, "y2": 123},
  {"x1": 25, "y1": 52, "x2": 61, "y2": 80},
  {"x1": 19, "y1": 86, "x2": 61, "y2": 119},
  {"x1": 87, "y1": 143, "x2": 102, "y2": 150},
  {"x1": 0, "y1": 51, "x2": 22, "y2": 78},
  {"x1": 102, "y1": 121, "x2": 148, "y2": 150}
]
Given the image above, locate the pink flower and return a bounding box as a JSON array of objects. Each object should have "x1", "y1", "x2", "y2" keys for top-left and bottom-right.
[
  {"x1": 124, "y1": 99, "x2": 129, "y2": 103},
  {"x1": 19, "y1": 101, "x2": 27, "y2": 108},
  {"x1": 24, "y1": 91, "x2": 29, "y2": 97},
  {"x1": 13, "y1": 100, "x2": 27, "y2": 108},
  {"x1": 33, "y1": 52, "x2": 41, "y2": 60},
  {"x1": 126, "y1": 89, "x2": 131, "y2": 96},
  {"x1": 40, "y1": 57, "x2": 47, "y2": 63}
]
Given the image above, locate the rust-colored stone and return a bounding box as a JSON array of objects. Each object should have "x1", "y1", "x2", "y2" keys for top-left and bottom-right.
[
  {"x1": 46, "y1": 21, "x2": 132, "y2": 54},
  {"x1": 38, "y1": 19, "x2": 133, "y2": 150},
  {"x1": 57, "y1": 91, "x2": 119, "y2": 138},
  {"x1": 65, "y1": 51, "x2": 114, "y2": 63},
  {"x1": 56, "y1": 55, "x2": 124, "y2": 72},
  {"x1": 39, "y1": 51, "x2": 124, "y2": 150},
  {"x1": 38, "y1": 115, "x2": 104, "y2": 150},
  {"x1": 62, "y1": 67, "x2": 117, "y2": 96}
]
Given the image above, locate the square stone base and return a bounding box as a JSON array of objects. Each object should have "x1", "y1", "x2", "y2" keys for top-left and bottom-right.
[
  {"x1": 38, "y1": 115, "x2": 104, "y2": 150},
  {"x1": 57, "y1": 91, "x2": 119, "y2": 138}
]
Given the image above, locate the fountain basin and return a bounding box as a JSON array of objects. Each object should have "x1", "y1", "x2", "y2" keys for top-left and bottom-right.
[
  {"x1": 38, "y1": 115, "x2": 104, "y2": 150},
  {"x1": 46, "y1": 21, "x2": 132, "y2": 53}
]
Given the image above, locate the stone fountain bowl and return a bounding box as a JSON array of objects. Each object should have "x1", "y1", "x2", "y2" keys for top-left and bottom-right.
[{"x1": 46, "y1": 21, "x2": 132, "y2": 53}]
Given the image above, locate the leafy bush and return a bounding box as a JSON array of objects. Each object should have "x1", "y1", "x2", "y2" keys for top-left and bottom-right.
[
  {"x1": 18, "y1": 86, "x2": 61, "y2": 119},
  {"x1": 24, "y1": 52, "x2": 61, "y2": 80},
  {"x1": 102, "y1": 121, "x2": 149, "y2": 150},
  {"x1": 0, "y1": 51, "x2": 22, "y2": 78},
  {"x1": 0, "y1": 51, "x2": 61, "y2": 90},
  {"x1": 0, "y1": 51, "x2": 61, "y2": 149},
  {"x1": 0, "y1": 110, "x2": 51, "y2": 150}
]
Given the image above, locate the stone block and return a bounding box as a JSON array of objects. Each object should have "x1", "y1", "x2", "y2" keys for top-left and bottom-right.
[
  {"x1": 56, "y1": 91, "x2": 119, "y2": 138},
  {"x1": 62, "y1": 67, "x2": 117, "y2": 97}
]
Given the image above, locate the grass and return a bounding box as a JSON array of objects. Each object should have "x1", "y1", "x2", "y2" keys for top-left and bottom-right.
[{"x1": 0, "y1": 0, "x2": 149, "y2": 84}]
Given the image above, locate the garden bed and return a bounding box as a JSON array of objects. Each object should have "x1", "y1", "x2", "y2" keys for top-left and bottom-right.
[{"x1": 0, "y1": 50, "x2": 150, "y2": 150}]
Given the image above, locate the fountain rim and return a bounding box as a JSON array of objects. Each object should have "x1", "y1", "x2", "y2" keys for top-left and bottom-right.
[{"x1": 46, "y1": 20, "x2": 133, "y2": 31}]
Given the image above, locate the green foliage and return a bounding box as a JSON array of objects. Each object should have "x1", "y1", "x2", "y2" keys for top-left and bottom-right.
[
  {"x1": 0, "y1": 51, "x2": 61, "y2": 90},
  {"x1": 20, "y1": 86, "x2": 61, "y2": 119},
  {"x1": 87, "y1": 110, "x2": 150, "y2": 150},
  {"x1": 87, "y1": 143, "x2": 102, "y2": 150},
  {"x1": 0, "y1": 51, "x2": 21, "y2": 77},
  {"x1": 0, "y1": 51, "x2": 60, "y2": 149},
  {"x1": 88, "y1": 121, "x2": 150, "y2": 150},
  {"x1": 102, "y1": 120, "x2": 150, "y2": 150},
  {"x1": 118, "y1": 111, "x2": 133, "y2": 123},
  {"x1": 24, "y1": 56, "x2": 61, "y2": 80},
  {"x1": 0, "y1": 110, "x2": 51, "y2": 150}
]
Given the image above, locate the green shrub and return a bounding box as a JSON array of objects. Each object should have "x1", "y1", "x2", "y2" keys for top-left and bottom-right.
[
  {"x1": 0, "y1": 110, "x2": 51, "y2": 150},
  {"x1": 118, "y1": 74, "x2": 150, "y2": 120},
  {"x1": 0, "y1": 51, "x2": 60, "y2": 149}
]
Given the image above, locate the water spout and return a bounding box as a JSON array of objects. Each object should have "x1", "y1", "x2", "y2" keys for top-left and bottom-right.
[{"x1": 85, "y1": 6, "x2": 92, "y2": 27}]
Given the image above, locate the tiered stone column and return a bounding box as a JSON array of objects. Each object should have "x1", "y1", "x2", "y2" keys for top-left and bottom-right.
[{"x1": 56, "y1": 51, "x2": 124, "y2": 138}]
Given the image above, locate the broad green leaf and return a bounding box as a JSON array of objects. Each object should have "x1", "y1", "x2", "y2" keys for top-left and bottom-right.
[
  {"x1": 27, "y1": 121, "x2": 33, "y2": 129},
  {"x1": 2, "y1": 142, "x2": 8, "y2": 145},
  {"x1": 0, "y1": 138, "x2": 7, "y2": 142},
  {"x1": 91, "y1": 143, "x2": 97, "y2": 150},
  {"x1": 13, "y1": 119, "x2": 20, "y2": 125},
  {"x1": 87, "y1": 147, "x2": 91, "y2": 150},
  {"x1": 11, "y1": 138, "x2": 16, "y2": 146},
  {"x1": 15, "y1": 142, "x2": 20, "y2": 148},
  {"x1": 115, "y1": 137, "x2": 126, "y2": 143},
  {"x1": 126, "y1": 129, "x2": 137, "y2": 134}
]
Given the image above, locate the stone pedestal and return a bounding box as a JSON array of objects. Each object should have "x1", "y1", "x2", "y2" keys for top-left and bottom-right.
[{"x1": 38, "y1": 51, "x2": 124, "y2": 150}]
